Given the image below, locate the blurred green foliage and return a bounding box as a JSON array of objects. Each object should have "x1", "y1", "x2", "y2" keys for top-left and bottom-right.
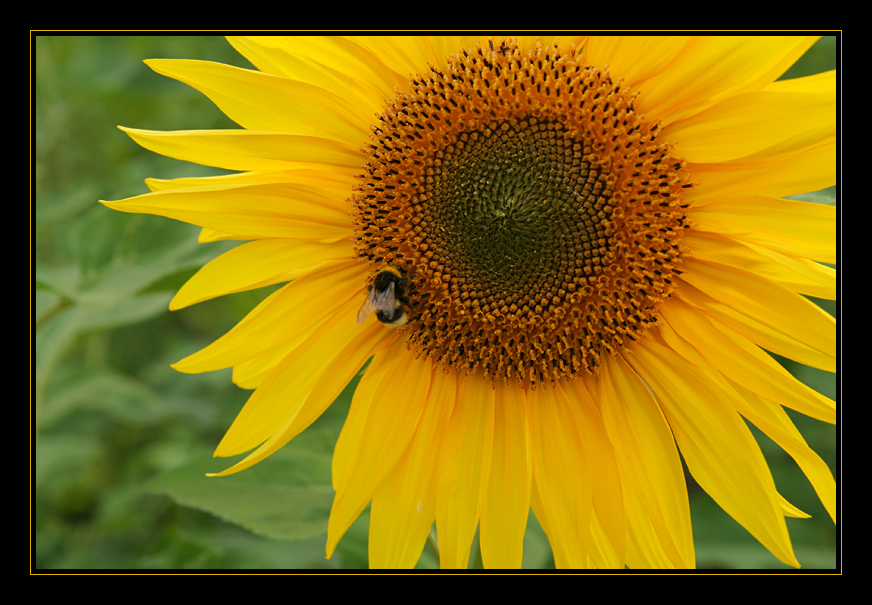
[{"x1": 34, "y1": 36, "x2": 838, "y2": 570}]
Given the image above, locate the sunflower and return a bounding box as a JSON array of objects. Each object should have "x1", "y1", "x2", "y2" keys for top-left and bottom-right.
[{"x1": 102, "y1": 36, "x2": 836, "y2": 569}]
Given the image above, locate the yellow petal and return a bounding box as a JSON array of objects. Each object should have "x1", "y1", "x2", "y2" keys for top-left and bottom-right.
[
  {"x1": 666, "y1": 70, "x2": 834, "y2": 163},
  {"x1": 739, "y1": 243, "x2": 836, "y2": 301},
  {"x1": 327, "y1": 341, "x2": 433, "y2": 558},
  {"x1": 185, "y1": 168, "x2": 355, "y2": 244},
  {"x1": 584, "y1": 36, "x2": 689, "y2": 95},
  {"x1": 628, "y1": 338, "x2": 799, "y2": 567},
  {"x1": 209, "y1": 313, "x2": 394, "y2": 479},
  {"x1": 173, "y1": 261, "x2": 361, "y2": 374},
  {"x1": 301, "y1": 330, "x2": 398, "y2": 447},
  {"x1": 686, "y1": 137, "x2": 835, "y2": 206},
  {"x1": 642, "y1": 36, "x2": 818, "y2": 125},
  {"x1": 655, "y1": 316, "x2": 836, "y2": 525},
  {"x1": 589, "y1": 511, "x2": 621, "y2": 569},
  {"x1": 171, "y1": 239, "x2": 351, "y2": 310},
  {"x1": 688, "y1": 195, "x2": 836, "y2": 264},
  {"x1": 226, "y1": 37, "x2": 384, "y2": 118},
  {"x1": 228, "y1": 36, "x2": 397, "y2": 114},
  {"x1": 768, "y1": 69, "x2": 835, "y2": 94},
  {"x1": 684, "y1": 231, "x2": 836, "y2": 300},
  {"x1": 564, "y1": 379, "x2": 626, "y2": 569},
  {"x1": 678, "y1": 282, "x2": 834, "y2": 372},
  {"x1": 680, "y1": 257, "x2": 835, "y2": 362},
  {"x1": 598, "y1": 354, "x2": 695, "y2": 568},
  {"x1": 480, "y1": 382, "x2": 531, "y2": 569},
  {"x1": 528, "y1": 481, "x2": 563, "y2": 568},
  {"x1": 121, "y1": 127, "x2": 363, "y2": 173},
  {"x1": 368, "y1": 370, "x2": 455, "y2": 568},
  {"x1": 145, "y1": 59, "x2": 370, "y2": 142},
  {"x1": 146, "y1": 167, "x2": 356, "y2": 195},
  {"x1": 208, "y1": 306, "x2": 385, "y2": 476},
  {"x1": 330, "y1": 337, "x2": 401, "y2": 491},
  {"x1": 352, "y1": 36, "x2": 466, "y2": 89},
  {"x1": 660, "y1": 297, "x2": 835, "y2": 424},
  {"x1": 226, "y1": 269, "x2": 387, "y2": 391},
  {"x1": 526, "y1": 385, "x2": 592, "y2": 568},
  {"x1": 101, "y1": 182, "x2": 351, "y2": 242},
  {"x1": 780, "y1": 495, "x2": 810, "y2": 519},
  {"x1": 198, "y1": 227, "x2": 248, "y2": 243},
  {"x1": 623, "y1": 481, "x2": 677, "y2": 568},
  {"x1": 212, "y1": 295, "x2": 361, "y2": 456},
  {"x1": 231, "y1": 338, "x2": 300, "y2": 390},
  {"x1": 731, "y1": 385, "x2": 836, "y2": 525},
  {"x1": 435, "y1": 373, "x2": 495, "y2": 569}
]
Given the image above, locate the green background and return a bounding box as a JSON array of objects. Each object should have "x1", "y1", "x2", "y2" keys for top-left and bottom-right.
[{"x1": 34, "y1": 35, "x2": 839, "y2": 570}]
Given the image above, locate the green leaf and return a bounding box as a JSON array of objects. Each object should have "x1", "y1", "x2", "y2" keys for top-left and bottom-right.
[
  {"x1": 143, "y1": 430, "x2": 337, "y2": 541},
  {"x1": 35, "y1": 434, "x2": 101, "y2": 492},
  {"x1": 40, "y1": 369, "x2": 165, "y2": 428},
  {"x1": 695, "y1": 543, "x2": 837, "y2": 570},
  {"x1": 334, "y1": 507, "x2": 370, "y2": 569},
  {"x1": 787, "y1": 187, "x2": 836, "y2": 206},
  {"x1": 35, "y1": 263, "x2": 81, "y2": 301},
  {"x1": 78, "y1": 292, "x2": 173, "y2": 334},
  {"x1": 522, "y1": 511, "x2": 554, "y2": 569},
  {"x1": 74, "y1": 225, "x2": 229, "y2": 307},
  {"x1": 35, "y1": 286, "x2": 64, "y2": 324},
  {"x1": 35, "y1": 188, "x2": 100, "y2": 233},
  {"x1": 35, "y1": 305, "x2": 92, "y2": 376}
]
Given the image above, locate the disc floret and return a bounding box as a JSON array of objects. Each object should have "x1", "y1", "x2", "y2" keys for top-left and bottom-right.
[{"x1": 352, "y1": 39, "x2": 690, "y2": 386}]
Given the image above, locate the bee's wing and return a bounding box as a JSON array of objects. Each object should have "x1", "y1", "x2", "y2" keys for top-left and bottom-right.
[
  {"x1": 357, "y1": 288, "x2": 378, "y2": 324},
  {"x1": 373, "y1": 281, "x2": 397, "y2": 318}
]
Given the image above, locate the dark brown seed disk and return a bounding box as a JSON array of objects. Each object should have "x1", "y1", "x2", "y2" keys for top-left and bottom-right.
[{"x1": 351, "y1": 39, "x2": 690, "y2": 387}]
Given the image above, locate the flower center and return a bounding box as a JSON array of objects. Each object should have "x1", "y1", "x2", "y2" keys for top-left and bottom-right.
[{"x1": 351, "y1": 39, "x2": 690, "y2": 386}]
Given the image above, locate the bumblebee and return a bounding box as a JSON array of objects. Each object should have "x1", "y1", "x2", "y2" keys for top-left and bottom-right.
[{"x1": 357, "y1": 265, "x2": 412, "y2": 327}]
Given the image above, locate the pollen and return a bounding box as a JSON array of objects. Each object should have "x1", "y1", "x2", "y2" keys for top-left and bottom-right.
[{"x1": 351, "y1": 39, "x2": 690, "y2": 387}]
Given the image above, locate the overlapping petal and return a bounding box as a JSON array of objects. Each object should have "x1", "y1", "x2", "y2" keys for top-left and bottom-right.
[
  {"x1": 666, "y1": 70, "x2": 835, "y2": 163},
  {"x1": 658, "y1": 311, "x2": 836, "y2": 524},
  {"x1": 101, "y1": 182, "x2": 352, "y2": 241},
  {"x1": 352, "y1": 36, "x2": 468, "y2": 88},
  {"x1": 480, "y1": 383, "x2": 531, "y2": 569},
  {"x1": 145, "y1": 168, "x2": 356, "y2": 194},
  {"x1": 679, "y1": 257, "x2": 836, "y2": 364},
  {"x1": 565, "y1": 380, "x2": 626, "y2": 568},
  {"x1": 210, "y1": 312, "x2": 395, "y2": 477},
  {"x1": 678, "y1": 281, "x2": 835, "y2": 373},
  {"x1": 598, "y1": 354, "x2": 695, "y2": 568},
  {"x1": 660, "y1": 298, "x2": 835, "y2": 424},
  {"x1": 369, "y1": 369, "x2": 455, "y2": 568},
  {"x1": 527, "y1": 385, "x2": 593, "y2": 568},
  {"x1": 584, "y1": 36, "x2": 689, "y2": 93},
  {"x1": 686, "y1": 137, "x2": 835, "y2": 205},
  {"x1": 628, "y1": 338, "x2": 800, "y2": 568},
  {"x1": 684, "y1": 231, "x2": 835, "y2": 300},
  {"x1": 173, "y1": 261, "x2": 361, "y2": 374},
  {"x1": 639, "y1": 36, "x2": 819, "y2": 125},
  {"x1": 120, "y1": 127, "x2": 363, "y2": 173},
  {"x1": 171, "y1": 239, "x2": 351, "y2": 310},
  {"x1": 435, "y1": 375, "x2": 495, "y2": 569},
  {"x1": 327, "y1": 339, "x2": 434, "y2": 559},
  {"x1": 689, "y1": 195, "x2": 836, "y2": 264},
  {"x1": 212, "y1": 295, "x2": 362, "y2": 457},
  {"x1": 226, "y1": 36, "x2": 392, "y2": 117},
  {"x1": 145, "y1": 59, "x2": 371, "y2": 142}
]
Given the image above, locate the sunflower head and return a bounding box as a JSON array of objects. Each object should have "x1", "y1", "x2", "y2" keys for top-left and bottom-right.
[
  {"x1": 352, "y1": 39, "x2": 691, "y2": 386},
  {"x1": 102, "y1": 36, "x2": 836, "y2": 570}
]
